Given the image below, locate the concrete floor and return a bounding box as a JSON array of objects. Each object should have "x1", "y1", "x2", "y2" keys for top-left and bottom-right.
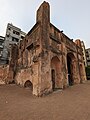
[{"x1": 0, "y1": 81, "x2": 90, "y2": 120}]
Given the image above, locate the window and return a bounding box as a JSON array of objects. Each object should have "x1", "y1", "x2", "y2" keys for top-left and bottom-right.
[
  {"x1": 16, "y1": 32, "x2": 20, "y2": 35},
  {"x1": 27, "y1": 43, "x2": 33, "y2": 50},
  {"x1": 21, "y1": 36, "x2": 24, "y2": 39},
  {"x1": 8, "y1": 28, "x2": 11, "y2": 30},
  {"x1": 87, "y1": 60, "x2": 90, "y2": 62},
  {"x1": 0, "y1": 41, "x2": 2, "y2": 45},
  {"x1": 13, "y1": 30, "x2": 20, "y2": 35},
  {"x1": 7, "y1": 34, "x2": 9, "y2": 37},
  {"x1": 13, "y1": 30, "x2": 15, "y2": 34},
  {"x1": 86, "y1": 55, "x2": 89, "y2": 57},
  {"x1": 12, "y1": 37, "x2": 19, "y2": 42}
]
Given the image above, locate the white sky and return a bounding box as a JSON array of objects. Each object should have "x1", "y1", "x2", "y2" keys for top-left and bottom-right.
[{"x1": 0, "y1": 0, "x2": 90, "y2": 48}]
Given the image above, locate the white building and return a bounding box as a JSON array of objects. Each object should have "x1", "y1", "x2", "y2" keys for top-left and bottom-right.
[
  {"x1": 86, "y1": 48, "x2": 90, "y2": 66},
  {"x1": 0, "y1": 36, "x2": 5, "y2": 64},
  {"x1": 2, "y1": 23, "x2": 26, "y2": 64}
]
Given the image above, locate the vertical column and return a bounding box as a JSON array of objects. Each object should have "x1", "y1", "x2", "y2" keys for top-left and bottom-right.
[
  {"x1": 36, "y1": 1, "x2": 50, "y2": 49},
  {"x1": 36, "y1": 2, "x2": 51, "y2": 95},
  {"x1": 79, "y1": 63, "x2": 87, "y2": 83},
  {"x1": 27, "y1": 50, "x2": 30, "y2": 67},
  {"x1": 72, "y1": 59, "x2": 80, "y2": 84},
  {"x1": 61, "y1": 43, "x2": 68, "y2": 88},
  {"x1": 8, "y1": 44, "x2": 18, "y2": 82}
]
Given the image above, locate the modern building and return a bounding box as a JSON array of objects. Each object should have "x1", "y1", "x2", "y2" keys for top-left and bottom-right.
[
  {"x1": 85, "y1": 48, "x2": 90, "y2": 80},
  {"x1": 81, "y1": 41, "x2": 87, "y2": 66},
  {"x1": 0, "y1": 1, "x2": 87, "y2": 96},
  {"x1": 0, "y1": 36, "x2": 5, "y2": 64},
  {"x1": 86, "y1": 48, "x2": 90, "y2": 66},
  {"x1": 2, "y1": 23, "x2": 26, "y2": 64}
]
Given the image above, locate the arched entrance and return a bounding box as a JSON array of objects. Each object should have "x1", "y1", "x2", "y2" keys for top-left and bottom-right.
[
  {"x1": 51, "y1": 69, "x2": 55, "y2": 90},
  {"x1": 79, "y1": 64, "x2": 83, "y2": 83},
  {"x1": 51, "y1": 56, "x2": 60, "y2": 90},
  {"x1": 24, "y1": 80, "x2": 33, "y2": 91},
  {"x1": 67, "y1": 53, "x2": 76, "y2": 86}
]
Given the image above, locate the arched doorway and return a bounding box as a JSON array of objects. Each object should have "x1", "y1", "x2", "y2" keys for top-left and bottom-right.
[
  {"x1": 24, "y1": 80, "x2": 33, "y2": 91},
  {"x1": 67, "y1": 53, "x2": 76, "y2": 86},
  {"x1": 51, "y1": 69, "x2": 55, "y2": 90},
  {"x1": 79, "y1": 64, "x2": 83, "y2": 83},
  {"x1": 51, "y1": 56, "x2": 60, "y2": 90}
]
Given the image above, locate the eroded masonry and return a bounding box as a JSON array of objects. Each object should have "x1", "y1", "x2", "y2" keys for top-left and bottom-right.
[{"x1": 0, "y1": 1, "x2": 86, "y2": 96}]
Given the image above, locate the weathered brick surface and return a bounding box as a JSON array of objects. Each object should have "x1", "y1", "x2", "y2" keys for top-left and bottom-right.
[
  {"x1": 0, "y1": 65, "x2": 9, "y2": 84},
  {"x1": 0, "y1": 1, "x2": 87, "y2": 96}
]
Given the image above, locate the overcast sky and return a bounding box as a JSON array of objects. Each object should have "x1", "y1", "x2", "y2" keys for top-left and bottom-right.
[{"x1": 0, "y1": 0, "x2": 90, "y2": 48}]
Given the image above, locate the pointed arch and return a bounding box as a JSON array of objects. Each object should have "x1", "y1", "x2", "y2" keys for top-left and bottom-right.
[
  {"x1": 67, "y1": 52, "x2": 76, "y2": 86},
  {"x1": 51, "y1": 56, "x2": 61, "y2": 90},
  {"x1": 24, "y1": 80, "x2": 33, "y2": 91}
]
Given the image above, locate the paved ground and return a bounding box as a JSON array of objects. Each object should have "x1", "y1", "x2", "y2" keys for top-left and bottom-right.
[{"x1": 0, "y1": 81, "x2": 90, "y2": 120}]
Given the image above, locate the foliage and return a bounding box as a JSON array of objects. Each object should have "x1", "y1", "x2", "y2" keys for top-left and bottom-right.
[{"x1": 85, "y1": 66, "x2": 90, "y2": 80}]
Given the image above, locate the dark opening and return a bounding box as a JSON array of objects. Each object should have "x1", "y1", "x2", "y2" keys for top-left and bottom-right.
[
  {"x1": 12, "y1": 37, "x2": 19, "y2": 42},
  {"x1": 51, "y1": 69, "x2": 55, "y2": 90},
  {"x1": 24, "y1": 80, "x2": 33, "y2": 90},
  {"x1": 8, "y1": 80, "x2": 15, "y2": 84},
  {"x1": 21, "y1": 36, "x2": 24, "y2": 39},
  {"x1": 27, "y1": 43, "x2": 34, "y2": 50},
  {"x1": 67, "y1": 55, "x2": 73, "y2": 86},
  {"x1": 80, "y1": 64, "x2": 83, "y2": 83}
]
